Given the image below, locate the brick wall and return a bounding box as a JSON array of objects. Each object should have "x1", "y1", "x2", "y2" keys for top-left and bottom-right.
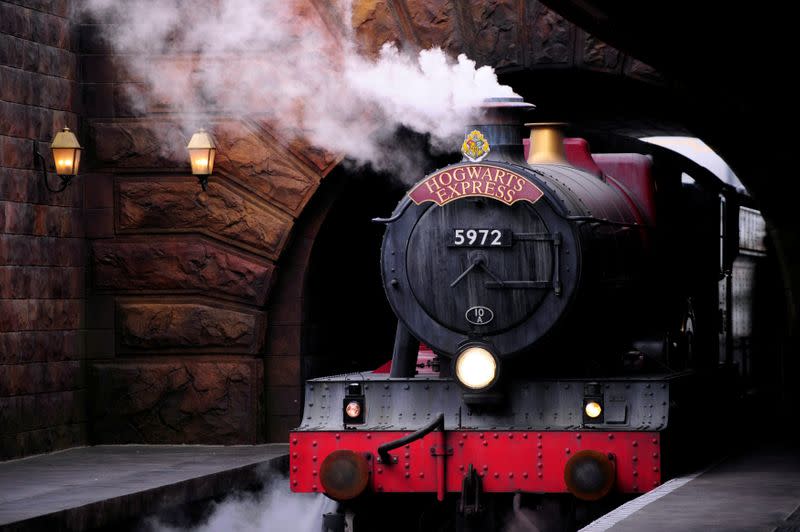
[{"x1": 0, "y1": 0, "x2": 85, "y2": 460}]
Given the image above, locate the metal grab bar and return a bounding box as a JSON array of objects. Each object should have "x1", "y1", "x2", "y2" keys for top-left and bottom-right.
[{"x1": 377, "y1": 413, "x2": 445, "y2": 464}]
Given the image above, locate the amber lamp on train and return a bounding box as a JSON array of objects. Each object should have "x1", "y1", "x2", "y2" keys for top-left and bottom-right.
[
  {"x1": 36, "y1": 127, "x2": 83, "y2": 193},
  {"x1": 187, "y1": 128, "x2": 216, "y2": 191}
]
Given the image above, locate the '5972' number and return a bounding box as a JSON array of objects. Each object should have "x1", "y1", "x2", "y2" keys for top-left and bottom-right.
[{"x1": 452, "y1": 228, "x2": 511, "y2": 247}]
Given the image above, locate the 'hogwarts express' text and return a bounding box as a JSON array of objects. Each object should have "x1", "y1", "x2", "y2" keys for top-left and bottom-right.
[{"x1": 408, "y1": 164, "x2": 544, "y2": 206}]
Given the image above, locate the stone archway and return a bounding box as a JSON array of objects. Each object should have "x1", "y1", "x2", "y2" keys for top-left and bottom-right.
[
  {"x1": 262, "y1": 167, "x2": 405, "y2": 440},
  {"x1": 87, "y1": 117, "x2": 340, "y2": 445}
]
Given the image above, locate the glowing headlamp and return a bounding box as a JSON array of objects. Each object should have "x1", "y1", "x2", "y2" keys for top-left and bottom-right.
[
  {"x1": 584, "y1": 401, "x2": 603, "y2": 419},
  {"x1": 454, "y1": 346, "x2": 498, "y2": 390}
]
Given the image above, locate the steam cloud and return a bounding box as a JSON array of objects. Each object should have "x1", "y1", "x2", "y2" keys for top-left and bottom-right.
[
  {"x1": 83, "y1": 0, "x2": 517, "y2": 177},
  {"x1": 142, "y1": 474, "x2": 337, "y2": 532}
]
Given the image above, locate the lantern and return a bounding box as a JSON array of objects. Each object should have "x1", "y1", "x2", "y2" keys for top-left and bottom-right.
[
  {"x1": 187, "y1": 128, "x2": 216, "y2": 190},
  {"x1": 50, "y1": 127, "x2": 82, "y2": 177}
]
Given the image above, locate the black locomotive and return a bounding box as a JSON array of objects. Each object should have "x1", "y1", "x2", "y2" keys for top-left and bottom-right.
[{"x1": 290, "y1": 97, "x2": 766, "y2": 531}]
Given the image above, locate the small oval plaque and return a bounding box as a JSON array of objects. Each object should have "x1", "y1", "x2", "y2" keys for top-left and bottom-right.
[{"x1": 465, "y1": 306, "x2": 494, "y2": 325}]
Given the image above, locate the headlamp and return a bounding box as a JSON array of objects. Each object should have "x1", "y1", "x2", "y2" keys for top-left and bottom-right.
[{"x1": 454, "y1": 346, "x2": 498, "y2": 390}]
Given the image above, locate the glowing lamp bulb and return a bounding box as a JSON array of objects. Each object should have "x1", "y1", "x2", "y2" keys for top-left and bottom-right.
[
  {"x1": 345, "y1": 401, "x2": 362, "y2": 419},
  {"x1": 455, "y1": 346, "x2": 498, "y2": 390},
  {"x1": 585, "y1": 401, "x2": 603, "y2": 419}
]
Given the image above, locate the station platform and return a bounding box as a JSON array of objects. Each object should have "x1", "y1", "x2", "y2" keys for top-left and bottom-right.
[
  {"x1": 0, "y1": 444, "x2": 288, "y2": 531},
  {"x1": 581, "y1": 441, "x2": 800, "y2": 531}
]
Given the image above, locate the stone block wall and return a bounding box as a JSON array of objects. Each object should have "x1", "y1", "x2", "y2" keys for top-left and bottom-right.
[
  {"x1": 78, "y1": 10, "x2": 340, "y2": 441},
  {"x1": 0, "y1": 0, "x2": 85, "y2": 460}
]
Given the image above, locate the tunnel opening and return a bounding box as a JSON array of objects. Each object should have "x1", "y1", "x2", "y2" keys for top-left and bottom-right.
[
  {"x1": 263, "y1": 162, "x2": 410, "y2": 439},
  {"x1": 301, "y1": 166, "x2": 403, "y2": 379}
]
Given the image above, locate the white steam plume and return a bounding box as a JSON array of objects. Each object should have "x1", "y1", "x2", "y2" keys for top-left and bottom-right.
[
  {"x1": 83, "y1": 0, "x2": 517, "y2": 176},
  {"x1": 142, "y1": 474, "x2": 337, "y2": 532}
]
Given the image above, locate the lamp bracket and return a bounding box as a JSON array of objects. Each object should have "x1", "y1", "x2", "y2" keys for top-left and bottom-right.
[{"x1": 33, "y1": 142, "x2": 73, "y2": 193}]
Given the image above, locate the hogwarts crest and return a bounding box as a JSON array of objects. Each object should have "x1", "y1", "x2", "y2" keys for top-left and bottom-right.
[{"x1": 461, "y1": 130, "x2": 490, "y2": 162}]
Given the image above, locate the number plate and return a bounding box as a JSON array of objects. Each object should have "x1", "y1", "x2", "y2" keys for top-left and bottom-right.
[{"x1": 451, "y1": 228, "x2": 512, "y2": 247}]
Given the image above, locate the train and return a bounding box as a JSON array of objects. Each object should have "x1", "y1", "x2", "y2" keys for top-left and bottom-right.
[{"x1": 289, "y1": 97, "x2": 767, "y2": 531}]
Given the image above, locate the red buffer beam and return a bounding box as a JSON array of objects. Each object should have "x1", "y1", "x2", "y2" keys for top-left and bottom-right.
[{"x1": 291, "y1": 430, "x2": 661, "y2": 498}]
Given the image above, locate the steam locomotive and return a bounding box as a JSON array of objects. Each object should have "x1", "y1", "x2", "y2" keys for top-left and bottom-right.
[{"x1": 289, "y1": 97, "x2": 765, "y2": 531}]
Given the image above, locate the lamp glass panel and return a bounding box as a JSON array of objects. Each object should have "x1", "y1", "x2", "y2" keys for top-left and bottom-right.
[
  {"x1": 52, "y1": 147, "x2": 79, "y2": 176},
  {"x1": 189, "y1": 147, "x2": 215, "y2": 175}
]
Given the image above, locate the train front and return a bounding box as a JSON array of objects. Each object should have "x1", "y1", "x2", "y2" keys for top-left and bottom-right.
[{"x1": 290, "y1": 97, "x2": 666, "y2": 519}]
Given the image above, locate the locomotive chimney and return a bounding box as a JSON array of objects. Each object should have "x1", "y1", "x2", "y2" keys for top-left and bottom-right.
[
  {"x1": 464, "y1": 97, "x2": 535, "y2": 164},
  {"x1": 526, "y1": 122, "x2": 568, "y2": 165}
]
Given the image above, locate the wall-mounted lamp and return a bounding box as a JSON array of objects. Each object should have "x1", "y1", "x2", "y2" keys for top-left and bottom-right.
[
  {"x1": 34, "y1": 127, "x2": 83, "y2": 193},
  {"x1": 187, "y1": 128, "x2": 216, "y2": 191}
]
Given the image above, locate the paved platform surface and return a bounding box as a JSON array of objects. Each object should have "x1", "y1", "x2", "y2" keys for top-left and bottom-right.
[
  {"x1": 582, "y1": 441, "x2": 800, "y2": 532},
  {"x1": 0, "y1": 444, "x2": 288, "y2": 531}
]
